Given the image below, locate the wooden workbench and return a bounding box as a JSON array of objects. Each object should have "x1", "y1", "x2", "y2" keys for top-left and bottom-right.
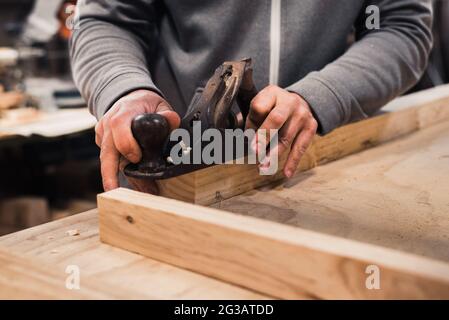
[
  {"x1": 0, "y1": 108, "x2": 96, "y2": 139},
  {"x1": 0, "y1": 210, "x2": 266, "y2": 299},
  {"x1": 2, "y1": 86, "x2": 449, "y2": 299},
  {"x1": 2, "y1": 118, "x2": 449, "y2": 299}
]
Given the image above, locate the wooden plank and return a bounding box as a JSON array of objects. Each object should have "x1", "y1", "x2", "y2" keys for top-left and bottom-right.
[
  {"x1": 0, "y1": 210, "x2": 267, "y2": 300},
  {"x1": 0, "y1": 108, "x2": 95, "y2": 139},
  {"x1": 157, "y1": 85, "x2": 449, "y2": 205},
  {"x1": 0, "y1": 247, "x2": 142, "y2": 299},
  {"x1": 214, "y1": 119, "x2": 449, "y2": 263},
  {"x1": 98, "y1": 188, "x2": 449, "y2": 299}
]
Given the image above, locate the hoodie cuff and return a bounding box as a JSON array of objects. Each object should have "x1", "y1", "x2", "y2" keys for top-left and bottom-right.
[
  {"x1": 286, "y1": 75, "x2": 344, "y2": 135},
  {"x1": 93, "y1": 73, "x2": 164, "y2": 119}
]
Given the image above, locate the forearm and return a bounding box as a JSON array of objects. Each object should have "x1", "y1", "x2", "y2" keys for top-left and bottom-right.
[
  {"x1": 69, "y1": 0, "x2": 161, "y2": 119},
  {"x1": 288, "y1": 0, "x2": 433, "y2": 134}
]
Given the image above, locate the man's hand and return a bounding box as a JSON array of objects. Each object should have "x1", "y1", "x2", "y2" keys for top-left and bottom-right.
[
  {"x1": 246, "y1": 85, "x2": 318, "y2": 178},
  {"x1": 95, "y1": 90, "x2": 180, "y2": 192}
]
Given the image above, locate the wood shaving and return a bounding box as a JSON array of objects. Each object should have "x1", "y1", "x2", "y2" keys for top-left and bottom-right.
[{"x1": 66, "y1": 229, "x2": 80, "y2": 236}]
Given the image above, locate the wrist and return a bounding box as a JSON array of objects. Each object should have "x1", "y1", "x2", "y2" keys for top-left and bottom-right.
[{"x1": 121, "y1": 89, "x2": 164, "y2": 101}]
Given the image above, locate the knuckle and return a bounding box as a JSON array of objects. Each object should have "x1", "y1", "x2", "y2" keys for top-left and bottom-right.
[
  {"x1": 251, "y1": 99, "x2": 267, "y2": 115},
  {"x1": 279, "y1": 135, "x2": 292, "y2": 148},
  {"x1": 287, "y1": 94, "x2": 300, "y2": 107},
  {"x1": 95, "y1": 130, "x2": 102, "y2": 146},
  {"x1": 94, "y1": 122, "x2": 102, "y2": 134},
  {"x1": 109, "y1": 115, "x2": 121, "y2": 128},
  {"x1": 292, "y1": 142, "x2": 308, "y2": 161},
  {"x1": 310, "y1": 119, "x2": 318, "y2": 131},
  {"x1": 290, "y1": 152, "x2": 302, "y2": 164},
  {"x1": 251, "y1": 96, "x2": 265, "y2": 112},
  {"x1": 99, "y1": 152, "x2": 107, "y2": 162},
  {"x1": 296, "y1": 145, "x2": 308, "y2": 156},
  {"x1": 297, "y1": 106, "x2": 308, "y2": 118},
  {"x1": 99, "y1": 147, "x2": 110, "y2": 161},
  {"x1": 269, "y1": 110, "x2": 286, "y2": 127}
]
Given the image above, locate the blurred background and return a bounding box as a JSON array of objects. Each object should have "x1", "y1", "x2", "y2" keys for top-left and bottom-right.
[
  {"x1": 0, "y1": 0, "x2": 447, "y2": 235},
  {"x1": 0, "y1": 0, "x2": 100, "y2": 236}
]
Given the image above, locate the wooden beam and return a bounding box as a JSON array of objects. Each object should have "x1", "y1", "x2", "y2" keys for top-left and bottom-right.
[
  {"x1": 98, "y1": 188, "x2": 449, "y2": 299},
  {"x1": 157, "y1": 85, "x2": 449, "y2": 205},
  {"x1": 213, "y1": 119, "x2": 449, "y2": 263},
  {"x1": 0, "y1": 247, "x2": 143, "y2": 299},
  {"x1": 0, "y1": 210, "x2": 266, "y2": 300}
]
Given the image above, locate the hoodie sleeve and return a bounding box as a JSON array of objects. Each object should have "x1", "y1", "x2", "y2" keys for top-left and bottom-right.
[
  {"x1": 69, "y1": 0, "x2": 163, "y2": 119},
  {"x1": 287, "y1": 0, "x2": 433, "y2": 135}
]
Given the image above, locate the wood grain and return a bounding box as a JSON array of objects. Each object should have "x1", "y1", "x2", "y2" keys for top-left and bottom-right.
[
  {"x1": 157, "y1": 85, "x2": 449, "y2": 205},
  {"x1": 98, "y1": 188, "x2": 449, "y2": 299},
  {"x1": 0, "y1": 210, "x2": 267, "y2": 300},
  {"x1": 215, "y1": 119, "x2": 449, "y2": 263},
  {"x1": 0, "y1": 247, "x2": 142, "y2": 299}
]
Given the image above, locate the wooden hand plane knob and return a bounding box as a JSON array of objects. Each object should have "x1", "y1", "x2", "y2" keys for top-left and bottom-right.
[{"x1": 130, "y1": 113, "x2": 170, "y2": 173}]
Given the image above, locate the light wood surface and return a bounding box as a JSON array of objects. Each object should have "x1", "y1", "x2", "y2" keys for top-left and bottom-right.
[
  {"x1": 215, "y1": 119, "x2": 449, "y2": 263},
  {"x1": 0, "y1": 247, "x2": 143, "y2": 299},
  {"x1": 4, "y1": 86, "x2": 449, "y2": 299},
  {"x1": 0, "y1": 108, "x2": 96, "y2": 139},
  {"x1": 98, "y1": 188, "x2": 449, "y2": 299},
  {"x1": 0, "y1": 210, "x2": 266, "y2": 299},
  {"x1": 158, "y1": 85, "x2": 449, "y2": 205}
]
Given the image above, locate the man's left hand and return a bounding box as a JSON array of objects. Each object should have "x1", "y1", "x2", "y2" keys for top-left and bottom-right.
[{"x1": 245, "y1": 85, "x2": 318, "y2": 178}]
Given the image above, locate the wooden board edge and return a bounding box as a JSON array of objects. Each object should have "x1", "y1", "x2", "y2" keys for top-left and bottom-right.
[
  {"x1": 157, "y1": 86, "x2": 449, "y2": 205},
  {"x1": 98, "y1": 188, "x2": 449, "y2": 299}
]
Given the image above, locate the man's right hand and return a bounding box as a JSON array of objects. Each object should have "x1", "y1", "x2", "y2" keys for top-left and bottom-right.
[{"x1": 95, "y1": 89, "x2": 180, "y2": 193}]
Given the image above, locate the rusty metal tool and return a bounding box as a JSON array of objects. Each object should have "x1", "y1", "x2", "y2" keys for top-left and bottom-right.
[{"x1": 124, "y1": 58, "x2": 258, "y2": 180}]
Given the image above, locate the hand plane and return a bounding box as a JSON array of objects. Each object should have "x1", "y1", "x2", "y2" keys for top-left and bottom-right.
[{"x1": 124, "y1": 58, "x2": 258, "y2": 180}]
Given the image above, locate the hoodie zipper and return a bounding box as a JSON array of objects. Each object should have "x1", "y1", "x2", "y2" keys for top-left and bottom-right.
[{"x1": 269, "y1": 0, "x2": 281, "y2": 85}]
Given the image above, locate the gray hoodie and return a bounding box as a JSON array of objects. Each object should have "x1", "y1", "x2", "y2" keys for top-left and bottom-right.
[{"x1": 70, "y1": 0, "x2": 432, "y2": 134}]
